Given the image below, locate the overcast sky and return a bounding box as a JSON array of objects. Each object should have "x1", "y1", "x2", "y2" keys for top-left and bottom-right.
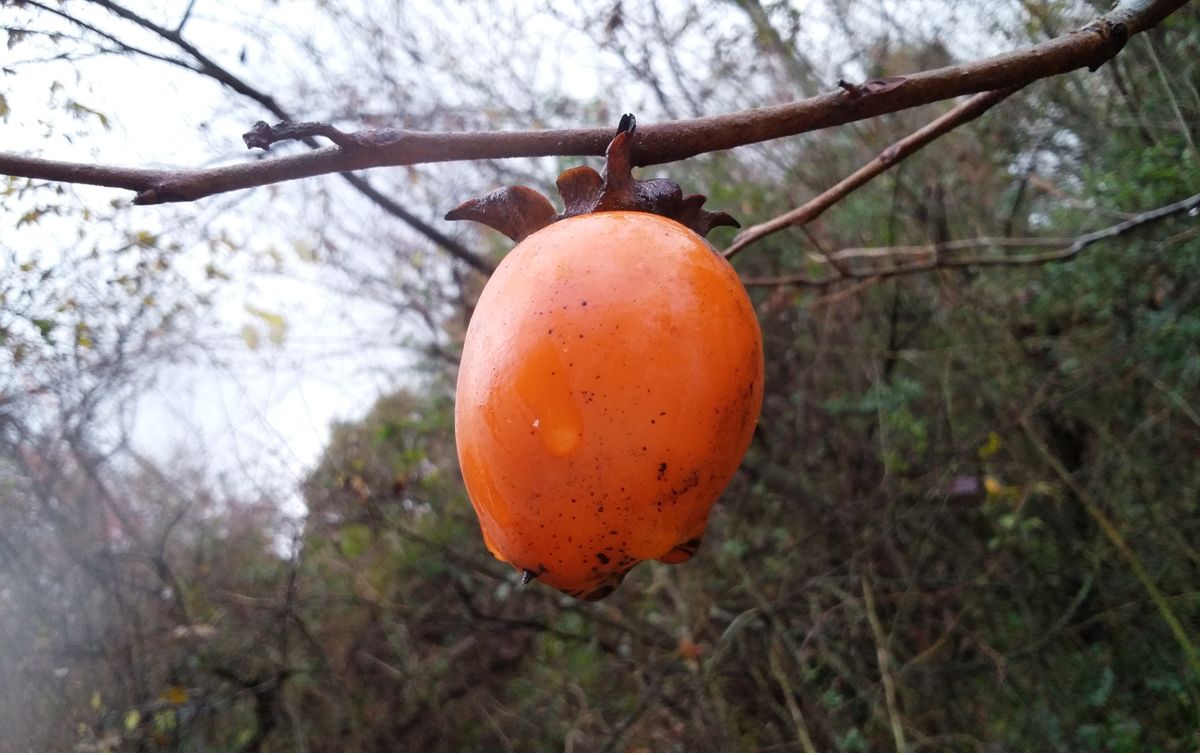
[{"x1": 2, "y1": 1, "x2": 437, "y2": 508}]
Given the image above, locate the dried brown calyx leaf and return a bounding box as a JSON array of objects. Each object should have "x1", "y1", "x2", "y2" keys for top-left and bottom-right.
[{"x1": 445, "y1": 114, "x2": 739, "y2": 242}]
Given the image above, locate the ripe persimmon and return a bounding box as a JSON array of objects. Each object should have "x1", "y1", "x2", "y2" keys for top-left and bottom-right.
[{"x1": 449, "y1": 116, "x2": 763, "y2": 600}]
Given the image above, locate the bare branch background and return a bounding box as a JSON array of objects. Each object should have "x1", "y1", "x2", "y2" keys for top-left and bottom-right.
[
  {"x1": 0, "y1": 0, "x2": 1185, "y2": 231},
  {"x1": 4, "y1": 0, "x2": 1200, "y2": 751},
  {"x1": 743, "y1": 191, "x2": 1200, "y2": 285}
]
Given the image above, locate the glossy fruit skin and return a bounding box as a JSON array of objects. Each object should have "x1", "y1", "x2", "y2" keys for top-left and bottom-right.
[{"x1": 455, "y1": 211, "x2": 763, "y2": 600}]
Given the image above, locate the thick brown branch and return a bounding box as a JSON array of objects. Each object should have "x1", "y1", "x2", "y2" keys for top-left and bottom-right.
[
  {"x1": 71, "y1": 0, "x2": 493, "y2": 273},
  {"x1": 723, "y1": 85, "x2": 1022, "y2": 260},
  {"x1": 741, "y1": 191, "x2": 1200, "y2": 287},
  {"x1": 0, "y1": 154, "x2": 176, "y2": 194},
  {"x1": 23, "y1": 0, "x2": 194, "y2": 69},
  {"x1": 80, "y1": 0, "x2": 287, "y2": 113},
  {"x1": 0, "y1": 0, "x2": 1185, "y2": 210}
]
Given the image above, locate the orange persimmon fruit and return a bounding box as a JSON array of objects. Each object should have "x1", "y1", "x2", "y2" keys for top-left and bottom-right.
[{"x1": 448, "y1": 115, "x2": 763, "y2": 600}]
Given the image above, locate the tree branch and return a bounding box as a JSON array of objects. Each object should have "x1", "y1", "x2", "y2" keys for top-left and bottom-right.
[
  {"x1": 862, "y1": 575, "x2": 908, "y2": 753},
  {"x1": 723, "y1": 85, "x2": 1022, "y2": 260},
  {"x1": 60, "y1": 0, "x2": 494, "y2": 273},
  {"x1": 21, "y1": 0, "x2": 196, "y2": 70},
  {"x1": 740, "y1": 191, "x2": 1200, "y2": 286},
  {"x1": 0, "y1": 0, "x2": 1185, "y2": 214}
]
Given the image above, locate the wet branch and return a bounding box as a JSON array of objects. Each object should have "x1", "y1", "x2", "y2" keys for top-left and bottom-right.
[
  {"x1": 0, "y1": 0, "x2": 1184, "y2": 211},
  {"x1": 723, "y1": 86, "x2": 1022, "y2": 260},
  {"x1": 54, "y1": 0, "x2": 494, "y2": 274},
  {"x1": 740, "y1": 191, "x2": 1200, "y2": 287}
]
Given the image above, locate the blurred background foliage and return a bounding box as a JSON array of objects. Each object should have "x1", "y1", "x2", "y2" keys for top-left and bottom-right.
[{"x1": 2, "y1": 1, "x2": 1199, "y2": 751}]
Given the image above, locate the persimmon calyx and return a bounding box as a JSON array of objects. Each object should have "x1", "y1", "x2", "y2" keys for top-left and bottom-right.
[{"x1": 445, "y1": 114, "x2": 739, "y2": 242}]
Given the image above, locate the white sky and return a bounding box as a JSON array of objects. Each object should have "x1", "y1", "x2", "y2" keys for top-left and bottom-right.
[{"x1": 2, "y1": 1, "x2": 429, "y2": 507}]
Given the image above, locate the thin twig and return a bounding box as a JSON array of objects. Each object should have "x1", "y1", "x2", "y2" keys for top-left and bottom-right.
[
  {"x1": 1017, "y1": 415, "x2": 1200, "y2": 686},
  {"x1": 21, "y1": 0, "x2": 194, "y2": 69},
  {"x1": 805, "y1": 275, "x2": 884, "y2": 308},
  {"x1": 0, "y1": 0, "x2": 1184, "y2": 208},
  {"x1": 724, "y1": 86, "x2": 1021, "y2": 260},
  {"x1": 767, "y1": 636, "x2": 820, "y2": 753},
  {"x1": 741, "y1": 191, "x2": 1200, "y2": 286},
  {"x1": 174, "y1": 0, "x2": 199, "y2": 34},
  {"x1": 1147, "y1": 374, "x2": 1200, "y2": 429},
  {"x1": 1140, "y1": 34, "x2": 1200, "y2": 162}
]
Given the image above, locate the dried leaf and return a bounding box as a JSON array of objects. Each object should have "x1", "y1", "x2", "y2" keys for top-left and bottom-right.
[
  {"x1": 444, "y1": 185, "x2": 557, "y2": 242},
  {"x1": 448, "y1": 114, "x2": 737, "y2": 240},
  {"x1": 678, "y1": 635, "x2": 705, "y2": 660},
  {"x1": 628, "y1": 177, "x2": 682, "y2": 216},
  {"x1": 240, "y1": 324, "x2": 260, "y2": 351},
  {"x1": 556, "y1": 166, "x2": 603, "y2": 216},
  {"x1": 596, "y1": 129, "x2": 637, "y2": 208},
  {"x1": 669, "y1": 194, "x2": 740, "y2": 237},
  {"x1": 978, "y1": 431, "x2": 1002, "y2": 459}
]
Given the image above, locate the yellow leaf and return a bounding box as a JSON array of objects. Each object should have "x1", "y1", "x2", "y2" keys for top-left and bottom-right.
[
  {"x1": 978, "y1": 431, "x2": 1002, "y2": 459},
  {"x1": 983, "y1": 476, "x2": 1004, "y2": 497},
  {"x1": 1031, "y1": 481, "x2": 1056, "y2": 496},
  {"x1": 91, "y1": 691, "x2": 102, "y2": 710},
  {"x1": 124, "y1": 708, "x2": 141, "y2": 731},
  {"x1": 159, "y1": 685, "x2": 188, "y2": 706},
  {"x1": 76, "y1": 323, "x2": 93, "y2": 349},
  {"x1": 245, "y1": 305, "x2": 287, "y2": 345}
]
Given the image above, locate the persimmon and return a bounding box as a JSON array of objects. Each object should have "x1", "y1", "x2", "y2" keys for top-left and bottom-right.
[{"x1": 448, "y1": 116, "x2": 763, "y2": 600}]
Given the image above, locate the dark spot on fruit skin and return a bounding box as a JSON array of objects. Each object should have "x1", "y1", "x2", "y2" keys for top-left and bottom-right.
[
  {"x1": 596, "y1": 552, "x2": 610, "y2": 564},
  {"x1": 670, "y1": 470, "x2": 701, "y2": 497},
  {"x1": 657, "y1": 462, "x2": 668, "y2": 480}
]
